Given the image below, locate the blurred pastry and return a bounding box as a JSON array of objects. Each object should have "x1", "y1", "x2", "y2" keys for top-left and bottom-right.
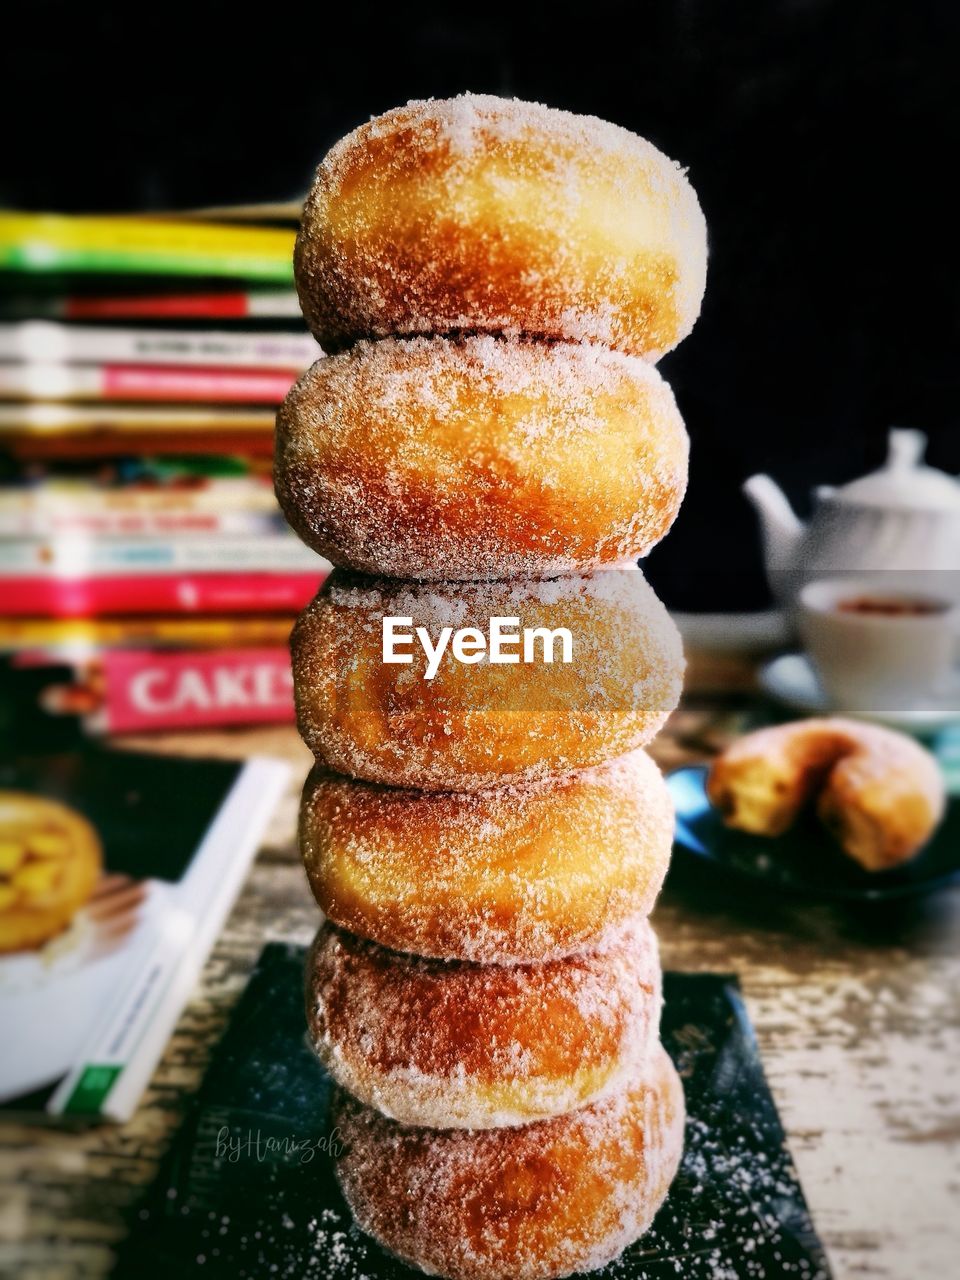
[
  {"x1": 300, "y1": 749, "x2": 673, "y2": 963},
  {"x1": 307, "y1": 915, "x2": 660, "y2": 1129},
  {"x1": 275, "y1": 336, "x2": 688, "y2": 580},
  {"x1": 707, "y1": 716, "x2": 945, "y2": 870},
  {"x1": 0, "y1": 791, "x2": 101, "y2": 952},
  {"x1": 295, "y1": 94, "x2": 706, "y2": 361}
]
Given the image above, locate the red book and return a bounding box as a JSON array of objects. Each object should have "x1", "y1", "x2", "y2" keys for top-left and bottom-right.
[
  {"x1": 104, "y1": 647, "x2": 295, "y2": 730},
  {"x1": 0, "y1": 362, "x2": 299, "y2": 404},
  {"x1": 12, "y1": 646, "x2": 296, "y2": 732},
  {"x1": 0, "y1": 572, "x2": 324, "y2": 617},
  {"x1": 63, "y1": 291, "x2": 301, "y2": 320}
]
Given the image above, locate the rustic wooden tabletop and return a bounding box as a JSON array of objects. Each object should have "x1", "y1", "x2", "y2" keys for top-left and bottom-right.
[{"x1": 2, "y1": 657, "x2": 958, "y2": 1280}]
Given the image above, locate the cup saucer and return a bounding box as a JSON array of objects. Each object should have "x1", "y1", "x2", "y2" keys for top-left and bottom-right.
[{"x1": 758, "y1": 653, "x2": 960, "y2": 737}]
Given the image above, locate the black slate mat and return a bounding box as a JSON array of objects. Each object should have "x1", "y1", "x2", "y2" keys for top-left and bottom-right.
[{"x1": 113, "y1": 944, "x2": 831, "y2": 1280}]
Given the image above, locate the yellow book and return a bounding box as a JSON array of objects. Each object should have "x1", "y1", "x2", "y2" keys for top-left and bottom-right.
[
  {"x1": 0, "y1": 215, "x2": 296, "y2": 282},
  {"x1": 0, "y1": 615, "x2": 295, "y2": 650}
]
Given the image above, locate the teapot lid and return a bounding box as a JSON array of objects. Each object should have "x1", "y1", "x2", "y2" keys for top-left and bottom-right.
[{"x1": 825, "y1": 428, "x2": 960, "y2": 511}]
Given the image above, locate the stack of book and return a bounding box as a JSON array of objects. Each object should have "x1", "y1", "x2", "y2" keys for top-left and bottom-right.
[{"x1": 0, "y1": 213, "x2": 329, "y2": 734}]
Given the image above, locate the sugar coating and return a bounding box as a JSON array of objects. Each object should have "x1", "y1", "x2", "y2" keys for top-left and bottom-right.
[
  {"x1": 291, "y1": 567, "x2": 685, "y2": 791},
  {"x1": 333, "y1": 1044, "x2": 685, "y2": 1280},
  {"x1": 301, "y1": 747, "x2": 675, "y2": 963},
  {"x1": 295, "y1": 93, "x2": 707, "y2": 359},
  {"x1": 275, "y1": 335, "x2": 689, "y2": 581},
  {"x1": 285, "y1": 90, "x2": 699, "y2": 1279},
  {"x1": 306, "y1": 914, "x2": 661, "y2": 1130}
]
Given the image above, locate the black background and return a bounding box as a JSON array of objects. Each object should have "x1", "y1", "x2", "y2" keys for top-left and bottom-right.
[{"x1": 3, "y1": 0, "x2": 958, "y2": 609}]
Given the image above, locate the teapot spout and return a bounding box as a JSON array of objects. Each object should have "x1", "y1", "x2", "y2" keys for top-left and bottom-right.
[{"x1": 742, "y1": 473, "x2": 805, "y2": 576}]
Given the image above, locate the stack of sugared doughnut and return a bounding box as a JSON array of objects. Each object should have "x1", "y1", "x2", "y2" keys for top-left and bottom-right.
[{"x1": 276, "y1": 94, "x2": 706, "y2": 1280}]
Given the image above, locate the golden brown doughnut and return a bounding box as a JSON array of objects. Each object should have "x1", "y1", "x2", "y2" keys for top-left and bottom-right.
[
  {"x1": 0, "y1": 791, "x2": 101, "y2": 953},
  {"x1": 274, "y1": 336, "x2": 688, "y2": 581},
  {"x1": 333, "y1": 1043, "x2": 684, "y2": 1280},
  {"x1": 291, "y1": 568, "x2": 684, "y2": 791},
  {"x1": 300, "y1": 749, "x2": 673, "y2": 963},
  {"x1": 307, "y1": 916, "x2": 660, "y2": 1130},
  {"x1": 295, "y1": 94, "x2": 707, "y2": 359},
  {"x1": 707, "y1": 716, "x2": 945, "y2": 871}
]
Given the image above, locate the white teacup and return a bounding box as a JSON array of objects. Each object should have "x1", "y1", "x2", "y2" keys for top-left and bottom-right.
[{"x1": 797, "y1": 577, "x2": 958, "y2": 714}]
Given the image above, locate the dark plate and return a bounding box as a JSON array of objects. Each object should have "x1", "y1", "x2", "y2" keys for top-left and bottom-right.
[
  {"x1": 669, "y1": 764, "x2": 960, "y2": 902},
  {"x1": 114, "y1": 943, "x2": 831, "y2": 1280}
]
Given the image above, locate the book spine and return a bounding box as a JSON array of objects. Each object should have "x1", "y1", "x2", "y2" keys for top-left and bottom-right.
[
  {"x1": 0, "y1": 292, "x2": 299, "y2": 321},
  {"x1": 0, "y1": 615, "x2": 294, "y2": 649},
  {"x1": 0, "y1": 322, "x2": 319, "y2": 369},
  {"x1": 100, "y1": 647, "x2": 295, "y2": 731},
  {"x1": 0, "y1": 511, "x2": 281, "y2": 536},
  {"x1": 0, "y1": 215, "x2": 296, "y2": 281},
  {"x1": 0, "y1": 363, "x2": 299, "y2": 404},
  {"x1": 0, "y1": 402, "x2": 277, "y2": 431},
  {"x1": 64, "y1": 291, "x2": 302, "y2": 320},
  {"x1": 0, "y1": 537, "x2": 326, "y2": 575},
  {"x1": 0, "y1": 479, "x2": 279, "y2": 518},
  {"x1": 0, "y1": 572, "x2": 324, "y2": 617}
]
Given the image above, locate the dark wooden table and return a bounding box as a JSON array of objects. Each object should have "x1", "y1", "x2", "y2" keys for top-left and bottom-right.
[{"x1": 2, "y1": 657, "x2": 958, "y2": 1279}]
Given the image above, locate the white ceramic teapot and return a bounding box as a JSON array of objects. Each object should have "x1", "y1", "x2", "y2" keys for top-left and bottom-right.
[{"x1": 743, "y1": 428, "x2": 960, "y2": 602}]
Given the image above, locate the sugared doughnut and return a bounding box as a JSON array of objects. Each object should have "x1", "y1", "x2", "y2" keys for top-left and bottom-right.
[
  {"x1": 295, "y1": 94, "x2": 707, "y2": 360},
  {"x1": 707, "y1": 716, "x2": 946, "y2": 871},
  {"x1": 333, "y1": 1044, "x2": 684, "y2": 1280},
  {"x1": 300, "y1": 749, "x2": 673, "y2": 963},
  {"x1": 275, "y1": 336, "x2": 688, "y2": 581},
  {"x1": 0, "y1": 792, "x2": 101, "y2": 953},
  {"x1": 291, "y1": 568, "x2": 684, "y2": 790},
  {"x1": 307, "y1": 915, "x2": 660, "y2": 1130}
]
